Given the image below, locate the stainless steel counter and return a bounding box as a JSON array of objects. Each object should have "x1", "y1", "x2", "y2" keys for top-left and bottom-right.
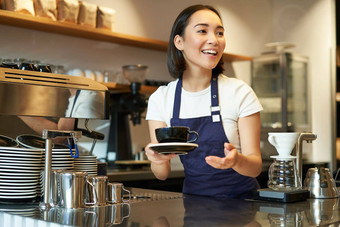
[
  {"x1": 0, "y1": 187, "x2": 340, "y2": 226},
  {"x1": 107, "y1": 168, "x2": 185, "y2": 182}
]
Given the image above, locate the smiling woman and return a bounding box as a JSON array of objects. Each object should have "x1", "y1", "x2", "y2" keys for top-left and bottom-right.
[{"x1": 144, "y1": 4, "x2": 263, "y2": 199}]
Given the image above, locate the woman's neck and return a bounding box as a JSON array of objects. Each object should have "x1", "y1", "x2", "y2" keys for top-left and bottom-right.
[{"x1": 182, "y1": 68, "x2": 212, "y2": 92}]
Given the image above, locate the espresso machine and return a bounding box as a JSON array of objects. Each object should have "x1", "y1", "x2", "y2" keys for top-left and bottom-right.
[
  {"x1": 0, "y1": 66, "x2": 109, "y2": 209},
  {"x1": 106, "y1": 65, "x2": 148, "y2": 163}
]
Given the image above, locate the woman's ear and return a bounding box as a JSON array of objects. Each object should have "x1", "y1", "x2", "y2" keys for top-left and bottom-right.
[{"x1": 174, "y1": 35, "x2": 184, "y2": 51}]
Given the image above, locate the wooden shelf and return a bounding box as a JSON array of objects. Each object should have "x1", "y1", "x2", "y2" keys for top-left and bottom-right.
[
  {"x1": 0, "y1": 10, "x2": 252, "y2": 61},
  {"x1": 102, "y1": 82, "x2": 157, "y2": 95}
]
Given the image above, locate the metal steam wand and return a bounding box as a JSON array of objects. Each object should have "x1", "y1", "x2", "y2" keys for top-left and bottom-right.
[{"x1": 39, "y1": 129, "x2": 82, "y2": 210}]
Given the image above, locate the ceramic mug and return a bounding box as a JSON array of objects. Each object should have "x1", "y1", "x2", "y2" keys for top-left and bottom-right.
[{"x1": 155, "y1": 126, "x2": 199, "y2": 143}]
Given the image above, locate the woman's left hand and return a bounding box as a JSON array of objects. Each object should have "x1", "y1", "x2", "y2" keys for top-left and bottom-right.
[{"x1": 205, "y1": 143, "x2": 238, "y2": 169}]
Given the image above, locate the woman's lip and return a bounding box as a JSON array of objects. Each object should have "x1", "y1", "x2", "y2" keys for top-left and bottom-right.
[{"x1": 201, "y1": 49, "x2": 218, "y2": 55}]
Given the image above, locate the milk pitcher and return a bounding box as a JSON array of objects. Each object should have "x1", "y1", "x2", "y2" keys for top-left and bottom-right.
[
  {"x1": 59, "y1": 171, "x2": 97, "y2": 209},
  {"x1": 87, "y1": 176, "x2": 108, "y2": 206},
  {"x1": 107, "y1": 182, "x2": 131, "y2": 204}
]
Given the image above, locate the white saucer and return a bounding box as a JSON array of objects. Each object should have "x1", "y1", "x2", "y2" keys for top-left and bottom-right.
[
  {"x1": 148, "y1": 142, "x2": 198, "y2": 155},
  {"x1": 0, "y1": 194, "x2": 37, "y2": 199},
  {"x1": 0, "y1": 181, "x2": 39, "y2": 186},
  {"x1": 0, "y1": 147, "x2": 43, "y2": 152},
  {"x1": 0, "y1": 171, "x2": 41, "y2": 175},
  {"x1": 0, "y1": 164, "x2": 42, "y2": 170},
  {"x1": 0, "y1": 159, "x2": 41, "y2": 164},
  {"x1": 0, "y1": 153, "x2": 42, "y2": 158}
]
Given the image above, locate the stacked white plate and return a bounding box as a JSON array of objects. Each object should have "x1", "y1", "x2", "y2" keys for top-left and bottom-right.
[
  {"x1": 40, "y1": 149, "x2": 75, "y2": 197},
  {"x1": 42, "y1": 149, "x2": 75, "y2": 170},
  {"x1": 0, "y1": 147, "x2": 43, "y2": 202},
  {"x1": 74, "y1": 155, "x2": 98, "y2": 176}
]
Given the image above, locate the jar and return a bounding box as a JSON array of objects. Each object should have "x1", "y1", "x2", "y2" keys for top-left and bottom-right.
[{"x1": 268, "y1": 158, "x2": 301, "y2": 191}]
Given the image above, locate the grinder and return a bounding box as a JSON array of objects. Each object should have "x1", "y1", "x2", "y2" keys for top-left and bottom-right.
[{"x1": 106, "y1": 65, "x2": 148, "y2": 162}]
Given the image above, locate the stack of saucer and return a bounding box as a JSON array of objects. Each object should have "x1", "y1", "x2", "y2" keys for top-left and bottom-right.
[
  {"x1": 42, "y1": 149, "x2": 74, "y2": 170},
  {"x1": 73, "y1": 155, "x2": 97, "y2": 176},
  {"x1": 0, "y1": 147, "x2": 43, "y2": 202}
]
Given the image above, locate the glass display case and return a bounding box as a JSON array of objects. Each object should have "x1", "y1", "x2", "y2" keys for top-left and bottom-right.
[{"x1": 251, "y1": 52, "x2": 311, "y2": 159}]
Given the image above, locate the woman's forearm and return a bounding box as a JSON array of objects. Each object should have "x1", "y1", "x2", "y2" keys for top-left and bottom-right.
[
  {"x1": 232, "y1": 152, "x2": 262, "y2": 177},
  {"x1": 151, "y1": 161, "x2": 171, "y2": 180}
]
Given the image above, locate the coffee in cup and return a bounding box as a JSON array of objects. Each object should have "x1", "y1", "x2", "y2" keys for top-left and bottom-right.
[{"x1": 155, "y1": 126, "x2": 199, "y2": 143}]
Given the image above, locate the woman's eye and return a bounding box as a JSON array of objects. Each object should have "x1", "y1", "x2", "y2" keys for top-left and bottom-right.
[
  {"x1": 197, "y1": 30, "x2": 207, "y2": 34},
  {"x1": 217, "y1": 31, "x2": 224, "y2": 36}
]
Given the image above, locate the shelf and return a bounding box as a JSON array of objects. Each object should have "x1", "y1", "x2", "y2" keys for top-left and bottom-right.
[
  {"x1": 102, "y1": 82, "x2": 157, "y2": 95},
  {"x1": 0, "y1": 10, "x2": 252, "y2": 61}
]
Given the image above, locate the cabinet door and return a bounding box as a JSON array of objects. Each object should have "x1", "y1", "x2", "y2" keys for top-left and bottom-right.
[
  {"x1": 252, "y1": 55, "x2": 283, "y2": 129},
  {"x1": 252, "y1": 53, "x2": 309, "y2": 131}
]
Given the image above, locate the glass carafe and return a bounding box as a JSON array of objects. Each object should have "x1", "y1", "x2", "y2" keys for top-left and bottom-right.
[{"x1": 268, "y1": 158, "x2": 301, "y2": 191}]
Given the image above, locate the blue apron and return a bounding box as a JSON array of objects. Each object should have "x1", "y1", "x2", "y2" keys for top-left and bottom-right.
[{"x1": 170, "y1": 75, "x2": 259, "y2": 198}]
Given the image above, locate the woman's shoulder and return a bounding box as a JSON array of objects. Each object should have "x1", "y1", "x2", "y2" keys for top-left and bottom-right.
[
  {"x1": 218, "y1": 74, "x2": 252, "y2": 90},
  {"x1": 149, "y1": 79, "x2": 178, "y2": 99}
]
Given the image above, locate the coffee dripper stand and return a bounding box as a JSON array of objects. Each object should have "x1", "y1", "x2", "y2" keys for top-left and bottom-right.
[
  {"x1": 257, "y1": 132, "x2": 317, "y2": 203},
  {"x1": 39, "y1": 129, "x2": 82, "y2": 210}
]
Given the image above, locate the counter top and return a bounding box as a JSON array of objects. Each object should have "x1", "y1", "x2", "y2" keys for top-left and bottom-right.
[
  {"x1": 107, "y1": 168, "x2": 184, "y2": 182},
  {"x1": 0, "y1": 187, "x2": 340, "y2": 226}
]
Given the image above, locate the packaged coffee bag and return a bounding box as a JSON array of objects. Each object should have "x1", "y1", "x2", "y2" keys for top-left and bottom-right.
[
  {"x1": 96, "y1": 6, "x2": 115, "y2": 31},
  {"x1": 33, "y1": 0, "x2": 57, "y2": 20},
  {"x1": 78, "y1": 1, "x2": 97, "y2": 28},
  {"x1": 5, "y1": 0, "x2": 35, "y2": 16},
  {"x1": 57, "y1": 0, "x2": 79, "y2": 23}
]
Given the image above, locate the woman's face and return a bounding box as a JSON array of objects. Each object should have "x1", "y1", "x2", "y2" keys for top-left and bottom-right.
[{"x1": 175, "y1": 9, "x2": 226, "y2": 72}]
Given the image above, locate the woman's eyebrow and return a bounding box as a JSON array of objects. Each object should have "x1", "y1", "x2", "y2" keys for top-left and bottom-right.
[{"x1": 194, "y1": 23, "x2": 224, "y2": 30}]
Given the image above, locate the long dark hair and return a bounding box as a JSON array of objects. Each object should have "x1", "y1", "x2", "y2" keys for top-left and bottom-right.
[{"x1": 167, "y1": 5, "x2": 224, "y2": 79}]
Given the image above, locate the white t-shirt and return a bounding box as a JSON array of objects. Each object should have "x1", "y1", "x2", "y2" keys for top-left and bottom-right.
[
  {"x1": 146, "y1": 74, "x2": 263, "y2": 152},
  {"x1": 65, "y1": 90, "x2": 105, "y2": 118}
]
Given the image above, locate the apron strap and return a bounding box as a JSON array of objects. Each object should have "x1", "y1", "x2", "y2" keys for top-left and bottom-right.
[
  {"x1": 69, "y1": 90, "x2": 81, "y2": 117},
  {"x1": 172, "y1": 75, "x2": 221, "y2": 122},
  {"x1": 211, "y1": 75, "x2": 221, "y2": 122},
  {"x1": 172, "y1": 77, "x2": 183, "y2": 119}
]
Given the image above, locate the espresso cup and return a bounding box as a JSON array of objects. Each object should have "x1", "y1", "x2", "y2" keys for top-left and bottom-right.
[{"x1": 155, "y1": 126, "x2": 199, "y2": 143}]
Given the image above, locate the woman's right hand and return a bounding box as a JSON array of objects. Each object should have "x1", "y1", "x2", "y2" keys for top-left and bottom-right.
[{"x1": 145, "y1": 143, "x2": 177, "y2": 165}]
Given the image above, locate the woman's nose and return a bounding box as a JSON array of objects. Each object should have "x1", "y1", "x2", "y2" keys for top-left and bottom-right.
[{"x1": 207, "y1": 33, "x2": 218, "y2": 45}]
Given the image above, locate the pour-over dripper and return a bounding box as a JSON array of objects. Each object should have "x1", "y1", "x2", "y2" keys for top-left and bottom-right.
[
  {"x1": 268, "y1": 132, "x2": 300, "y2": 158},
  {"x1": 267, "y1": 132, "x2": 302, "y2": 191}
]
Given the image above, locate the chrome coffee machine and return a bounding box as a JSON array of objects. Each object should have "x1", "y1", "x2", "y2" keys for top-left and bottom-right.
[
  {"x1": 106, "y1": 65, "x2": 148, "y2": 162},
  {"x1": 0, "y1": 67, "x2": 109, "y2": 210}
]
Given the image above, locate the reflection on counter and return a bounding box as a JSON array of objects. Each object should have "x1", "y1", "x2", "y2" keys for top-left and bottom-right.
[
  {"x1": 305, "y1": 198, "x2": 340, "y2": 226},
  {"x1": 1, "y1": 188, "x2": 340, "y2": 226},
  {"x1": 183, "y1": 194, "x2": 258, "y2": 226}
]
